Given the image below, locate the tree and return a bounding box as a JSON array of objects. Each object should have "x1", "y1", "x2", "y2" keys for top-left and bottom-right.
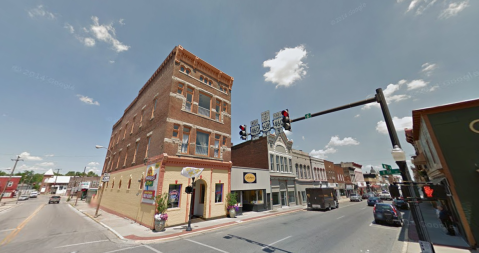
[
  {"x1": 0, "y1": 171, "x2": 7, "y2": 176},
  {"x1": 87, "y1": 171, "x2": 98, "y2": 177},
  {"x1": 65, "y1": 171, "x2": 76, "y2": 176}
]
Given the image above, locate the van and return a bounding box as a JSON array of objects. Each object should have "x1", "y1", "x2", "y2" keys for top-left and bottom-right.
[{"x1": 306, "y1": 188, "x2": 339, "y2": 211}]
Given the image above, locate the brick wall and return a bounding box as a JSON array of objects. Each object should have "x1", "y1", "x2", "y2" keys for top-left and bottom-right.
[
  {"x1": 334, "y1": 164, "x2": 345, "y2": 183},
  {"x1": 231, "y1": 137, "x2": 269, "y2": 169},
  {"x1": 324, "y1": 160, "x2": 335, "y2": 183}
]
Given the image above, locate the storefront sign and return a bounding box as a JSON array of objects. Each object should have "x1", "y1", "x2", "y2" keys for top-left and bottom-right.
[
  {"x1": 346, "y1": 185, "x2": 353, "y2": 190},
  {"x1": 80, "y1": 182, "x2": 90, "y2": 189},
  {"x1": 243, "y1": 173, "x2": 257, "y2": 184},
  {"x1": 141, "y1": 162, "x2": 161, "y2": 204},
  {"x1": 328, "y1": 183, "x2": 337, "y2": 188}
]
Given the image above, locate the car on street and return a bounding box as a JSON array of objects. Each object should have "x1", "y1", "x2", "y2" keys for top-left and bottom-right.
[
  {"x1": 350, "y1": 193, "x2": 362, "y2": 202},
  {"x1": 367, "y1": 197, "x2": 382, "y2": 206},
  {"x1": 373, "y1": 203, "x2": 403, "y2": 226},
  {"x1": 379, "y1": 192, "x2": 392, "y2": 201},
  {"x1": 393, "y1": 198, "x2": 409, "y2": 210},
  {"x1": 30, "y1": 191, "x2": 38, "y2": 198},
  {"x1": 49, "y1": 196, "x2": 61, "y2": 204},
  {"x1": 18, "y1": 195, "x2": 30, "y2": 201}
]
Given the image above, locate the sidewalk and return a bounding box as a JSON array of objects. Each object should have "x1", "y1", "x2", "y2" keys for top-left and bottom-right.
[
  {"x1": 406, "y1": 202, "x2": 474, "y2": 252},
  {"x1": 71, "y1": 198, "x2": 350, "y2": 242},
  {"x1": 0, "y1": 198, "x2": 20, "y2": 212}
]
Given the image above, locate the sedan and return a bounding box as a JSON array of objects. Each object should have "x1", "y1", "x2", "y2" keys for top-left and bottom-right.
[
  {"x1": 18, "y1": 195, "x2": 30, "y2": 201},
  {"x1": 393, "y1": 198, "x2": 409, "y2": 210},
  {"x1": 374, "y1": 203, "x2": 403, "y2": 226},
  {"x1": 367, "y1": 197, "x2": 382, "y2": 206}
]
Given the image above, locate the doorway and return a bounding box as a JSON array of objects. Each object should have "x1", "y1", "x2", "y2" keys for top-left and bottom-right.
[
  {"x1": 281, "y1": 191, "x2": 287, "y2": 206},
  {"x1": 193, "y1": 180, "x2": 206, "y2": 218}
]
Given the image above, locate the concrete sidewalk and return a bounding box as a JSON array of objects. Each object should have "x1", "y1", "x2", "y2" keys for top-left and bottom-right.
[
  {"x1": 0, "y1": 198, "x2": 21, "y2": 212},
  {"x1": 71, "y1": 198, "x2": 351, "y2": 242}
]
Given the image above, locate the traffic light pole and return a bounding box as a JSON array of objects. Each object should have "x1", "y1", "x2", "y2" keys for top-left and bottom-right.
[{"x1": 286, "y1": 88, "x2": 434, "y2": 252}]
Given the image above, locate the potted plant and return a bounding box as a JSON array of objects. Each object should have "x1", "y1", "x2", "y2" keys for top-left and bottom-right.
[
  {"x1": 154, "y1": 193, "x2": 169, "y2": 232},
  {"x1": 226, "y1": 192, "x2": 239, "y2": 218}
]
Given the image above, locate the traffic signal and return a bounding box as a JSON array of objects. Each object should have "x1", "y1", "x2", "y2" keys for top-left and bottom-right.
[
  {"x1": 185, "y1": 186, "x2": 193, "y2": 194},
  {"x1": 422, "y1": 184, "x2": 448, "y2": 199},
  {"x1": 239, "y1": 125, "x2": 247, "y2": 140},
  {"x1": 282, "y1": 109, "x2": 291, "y2": 131},
  {"x1": 389, "y1": 184, "x2": 401, "y2": 198}
]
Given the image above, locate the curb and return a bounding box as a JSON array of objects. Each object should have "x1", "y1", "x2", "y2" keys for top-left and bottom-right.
[{"x1": 68, "y1": 203, "x2": 127, "y2": 241}]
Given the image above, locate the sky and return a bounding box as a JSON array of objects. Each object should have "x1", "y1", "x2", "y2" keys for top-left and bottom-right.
[{"x1": 1, "y1": 0, "x2": 478, "y2": 176}]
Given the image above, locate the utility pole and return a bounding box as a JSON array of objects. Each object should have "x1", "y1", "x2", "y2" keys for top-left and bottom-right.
[
  {"x1": 52, "y1": 169, "x2": 61, "y2": 195},
  {"x1": 0, "y1": 156, "x2": 24, "y2": 202},
  {"x1": 75, "y1": 167, "x2": 86, "y2": 206}
]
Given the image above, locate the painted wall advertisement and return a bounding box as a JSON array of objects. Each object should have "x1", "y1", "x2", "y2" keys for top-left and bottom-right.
[{"x1": 141, "y1": 162, "x2": 161, "y2": 204}]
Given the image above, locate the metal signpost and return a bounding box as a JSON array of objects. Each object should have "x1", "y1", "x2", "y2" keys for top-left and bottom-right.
[{"x1": 94, "y1": 173, "x2": 110, "y2": 217}]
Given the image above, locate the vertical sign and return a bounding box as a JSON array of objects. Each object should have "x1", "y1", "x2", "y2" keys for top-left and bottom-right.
[
  {"x1": 141, "y1": 162, "x2": 161, "y2": 204},
  {"x1": 250, "y1": 119, "x2": 261, "y2": 139},
  {"x1": 273, "y1": 111, "x2": 283, "y2": 134},
  {"x1": 261, "y1": 110, "x2": 271, "y2": 135}
]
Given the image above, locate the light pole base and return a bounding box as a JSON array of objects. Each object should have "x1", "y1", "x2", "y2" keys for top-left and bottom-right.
[{"x1": 186, "y1": 226, "x2": 192, "y2": 231}]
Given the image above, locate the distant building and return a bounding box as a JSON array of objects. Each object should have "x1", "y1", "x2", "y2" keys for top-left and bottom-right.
[
  {"x1": 0, "y1": 176, "x2": 21, "y2": 198},
  {"x1": 40, "y1": 169, "x2": 71, "y2": 195}
]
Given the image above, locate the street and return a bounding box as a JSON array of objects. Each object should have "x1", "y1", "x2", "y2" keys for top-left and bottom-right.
[
  {"x1": 2, "y1": 196, "x2": 408, "y2": 253},
  {"x1": 0, "y1": 195, "x2": 132, "y2": 253}
]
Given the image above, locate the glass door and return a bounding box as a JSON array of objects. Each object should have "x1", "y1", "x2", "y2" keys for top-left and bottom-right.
[{"x1": 281, "y1": 191, "x2": 287, "y2": 206}]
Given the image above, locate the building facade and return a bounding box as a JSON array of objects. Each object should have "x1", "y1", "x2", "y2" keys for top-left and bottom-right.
[
  {"x1": 292, "y1": 149, "x2": 316, "y2": 206},
  {"x1": 310, "y1": 157, "x2": 328, "y2": 188},
  {"x1": 333, "y1": 164, "x2": 346, "y2": 197},
  {"x1": 0, "y1": 176, "x2": 21, "y2": 198},
  {"x1": 230, "y1": 166, "x2": 270, "y2": 214},
  {"x1": 100, "y1": 45, "x2": 234, "y2": 229},
  {"x1": 40, "y1": 169, "x2": 71, "y2": 195}
]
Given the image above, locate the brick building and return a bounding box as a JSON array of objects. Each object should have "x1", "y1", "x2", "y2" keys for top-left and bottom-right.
[
  {"x1": 0, "y1": 176, "x2": 21, "y2": 198},
  {"x1": 40, "y1": 169, "x2": 71, "y2": 195},
  {"x1": 333, "y1": 164, "x2": 346, "y2": 197},
  {"x1": 100, "y1": 45, "x2": 234, "y2": 229}
]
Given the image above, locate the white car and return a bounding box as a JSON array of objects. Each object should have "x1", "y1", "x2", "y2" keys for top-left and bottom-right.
[
  {"x1": 379, "y1": 193, "x2": 392, "y2": 200},
  {"x1": 30, "y1": 192, "x2": 38, "y2": 198},
  {"x1": 18, "y1": 195, "x2": 30, "y2": 201},
  {"x1": 350, "y1": 194, "x2": 362, "y2": 202}
]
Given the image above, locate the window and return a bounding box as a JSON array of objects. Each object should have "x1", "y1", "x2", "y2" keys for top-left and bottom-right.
[
  {"x1": 272, "y1": 192, "x2": 280, "y2": 205},
  {"x1": 186, "y1": 69, "x2": 190, "y2": 74},
  {"x1": 289, "y1": 159, "x2": 292, "y2": 173},
  {"x1": 140, "y1": 109, "x2": 145, "y2": 125},
  {"x1": 109, "y1": 155, "x2": 115, "y2": 171},
  {"x1": 111, "y1": 179, "x2": 115, "y2": 189},
  {"x1": 180, "y1": 66, "x2": 185, "y2": 72},
  {"x1": 295, "y1": 164, "x2": 299, "y2": 177},
  {"x1": 288, "y1": 191, "x2": 295, "y2": 203},
  {"x1": 223, "y1": 102, "x2": 227, "y2": 113},
  {"x1": 209, "y1": 80, "x2": 212, "y2": 86},
  {"x1": 270, "y1": 154, "x2": 274, "y2": 171},
  {"x1": 204, "y1": 78, "x2": 208, "y2": 84},
  {"x1": 280, "y1": 157, "x2": 284, "y2": 172},
  {"x1": 151, "y1": 99, "x2": 157, "y2": 118},
  {"x1": 276, "y1": 156, "x2": 280, "y2": 171},
  {"x1": 307, "y1": 166, "x2": 310, "y2": 179},
  {"x1": 7, "y1": 181, "x2": 13, "y2": 187},
  {"x1": 200, "y1": 76, "x2": 204, "y2": 81},
  {"x1": 300, "y1": 165, "x2": 303, "y2": 179},
  {"x1": 168, "y1": 184, "x2": 181, "y2": 208},
  {"x1": 131, "y1": 117, "x2": 136, "y2": 134},
  {"x1": 215, "y1": 184, "x2": 223, "y2": 203},
  {"x1": 139, "y1": 175, "x2": 144, "y2": 190},
  {"x1": 116, "y1": 132, "x2": 120, "y2": 144},
  {"x1": 195, "y1": 131, "x2": 209, "y2": 156},
  {"x1": 186, "y1": 88, "x2": 193, "y2": 112},
  {"x1": 118, "y1": 179, "x2": 122, "y2": 189},
  {"x1": 123, "y1": 147, "x2": 128, "y2": 167},
  {"x1": 198, "y1": 93, "x2": 211, "y2": 117},
  {"x1": 145, "y1": 137, "x2": 152, "y2": 158},
  {"x1": 215, "y1": 100, "x2": 221, "y2": 120},
  {"x1": 133, "y1": 142, "x2": 140, "y2": 164},
  {"x1": 222, "y1": 137, "x2": 227, "y2": 146},
  {"x1": 128, "y1": 177, "x2": 131, "y2": 189},
  {"x1": 199, "y1": 184, "x2": 205, "y2": 204},
  {"x1": 177, "y1": 83, "x2": 184, "y2": 95},
  {"x1": 116, "y1": 152, "x2": 121, "y2": 169},
  {"x1": 123, "y1": 124, "x2": 128, "y2": 139},
  {"x1": 173, "y1": 124, "x2": 179, "y2": 138},
  {"x1": 181, "y1": 127, "x2": 190, "y2": 153},
  {"x1": 302, "y1": 191, "x2": 306, "y2": 202},
  {"x1": 214, "y1": 134, "x2": 220, "y2": 158}
]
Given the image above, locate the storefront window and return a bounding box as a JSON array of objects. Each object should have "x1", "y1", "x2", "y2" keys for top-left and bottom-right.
[
  {"x1": 272, "y1": 192, "x2": 280, "y2": 205},
  {"x1": 302, "y1": 191, "x2": 306, "y2": 202},
  {"x1": 215, "y1": 184, "x2": 223, "y2": 203},
  {"x1": 168, "y1": 184, "x2": 181, "y2": 208},
  {"x1": 243, "y1": 190, "x2": 257, "y2": 204},
  {"x1": 288, "y1": 191, "x2": 295, "y2": 204},
  {"x1": 258, "y1": 190, "x2": 263, "y2": 204}
]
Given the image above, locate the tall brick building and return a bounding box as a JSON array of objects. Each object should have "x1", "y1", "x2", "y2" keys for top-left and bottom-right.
[{"x1": 100, "y1": 45, "x2": 234, "y2": 229}]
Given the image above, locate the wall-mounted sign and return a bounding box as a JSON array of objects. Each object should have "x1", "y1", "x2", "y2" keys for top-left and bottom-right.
[
  {"x1": 243, "y1": 172, "x2": 257, "y2": 184},
  {"x1": 142, "y1": 190, "x2": 155, "y2": 200},
  {"x1": 80, "y1": 182, "x2": 90, "y2": 189},
  {"x1": 141, "y1": 162, "x2": 161, "y2": 204},
  {"x1": 346, "y1": 185, "x2": 353, "y2": 190}
]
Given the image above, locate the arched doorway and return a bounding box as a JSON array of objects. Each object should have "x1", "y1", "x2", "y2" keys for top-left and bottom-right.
[{"x1": 193, "y1": 179, "x2": 207, "y2": 218}]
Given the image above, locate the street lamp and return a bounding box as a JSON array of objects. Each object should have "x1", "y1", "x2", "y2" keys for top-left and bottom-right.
[{"x1": 391, "y1": 145, "x2": 406, "y2": 162}]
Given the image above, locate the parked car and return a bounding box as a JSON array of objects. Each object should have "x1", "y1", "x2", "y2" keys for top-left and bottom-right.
[
  {"x1": 379, "y1": 192, "x2": 392, "y2": 201},
  {"x1": 373, "y1": 203, "x2": 403, "y2": 226},
  {"x1": 18, "y1": 195, "x2": 30, "y2": 201},
  {"x1": 362, "y1": 194, "x2": 370, "y2": 199},
  {"x1": 29, "y1": 191, "x2": 38, "y2": 198},
  {"x1": 350, "y1": 193, "x2": 362, "y2": 202},
  {"x1": 367, "y1": 197, "x2": 382, "y2": 206},
  {"x1": 49, "y1": 196, "x2": 61, "y2": 204},
  {"x1": 393, "y1": 198, "x2": 409, "y2": 210}
]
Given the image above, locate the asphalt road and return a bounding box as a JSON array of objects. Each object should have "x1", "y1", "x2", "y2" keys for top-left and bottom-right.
[
  {"x1": 0, "y1": 195, "x2": 132, "y2": 253},
  {"x1": 0, "y1": 196, "x2": 409, "y2": 253}
]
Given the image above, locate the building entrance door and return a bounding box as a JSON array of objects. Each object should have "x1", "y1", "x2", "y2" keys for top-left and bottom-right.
[{"x1": 281, "y1": 191, "x2": 287, "y2": 206}]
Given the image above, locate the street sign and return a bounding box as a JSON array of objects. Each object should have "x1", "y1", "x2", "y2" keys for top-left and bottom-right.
[
  {"x1": 379, "y1": 170, "x2": 389, "y2": 176},
  {"x1": 273, "y1": 111, "x2": 283, "y2": 134},
  {"x1": 250, "y1": 119, "x2": 261, "y2": 137},
  {"x1": 261, "y1": 110, "x2": 271, "y2": 133},
  {"x1": 391, "y1": 169, "x2": 400, "y2": 174},
  {"x1": 305, "y1": 113, "x2": 311, "y2": 119},
  {"x1": 102, "y1": 173, "x2": 110, "y2": 182},
  {"x1": 382, "y1": 164, "x2": 392, "y2": 170}
]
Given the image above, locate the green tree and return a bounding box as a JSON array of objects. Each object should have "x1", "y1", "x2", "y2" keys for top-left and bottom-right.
[
  {"x1": 0, "y1": 171, "x2": 7, "y2": 176},
  {"x1": 65, "y1": 171, "x2": 76, "y2": 176},
  {"x1": 87, "y1": 171, "x2": 98, "y2": 177}
]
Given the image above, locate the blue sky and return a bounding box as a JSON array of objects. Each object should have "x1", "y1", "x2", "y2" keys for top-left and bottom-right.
[{"x1": 1, "y1": 0, "x2": 477, "y2": 175}]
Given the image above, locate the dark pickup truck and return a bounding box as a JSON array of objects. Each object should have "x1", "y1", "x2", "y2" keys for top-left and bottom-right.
[{"x1": 306, "y1": 188, "x2": 339, "y2": 211}]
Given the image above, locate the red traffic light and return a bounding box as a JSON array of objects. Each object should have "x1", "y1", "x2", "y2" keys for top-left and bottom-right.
[
  {"x1": 239, "y1": 125, "x2": 246, "y2": 131},
  {"x1": 282, "y1": 110, "x2": 289, "y2": 117}
]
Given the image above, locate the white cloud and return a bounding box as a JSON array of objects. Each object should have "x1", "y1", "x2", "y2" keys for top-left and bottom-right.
[
  {"x1": 19, "y1": 152, "x2": 43, "y2": 161},
  {"x1": 77, "y1": 94, "x2": 100, "y2": 105},
  {"x1": 326, "y1": 136, "x2": 360, "y2": 147},
  {"x1": 2, "y1": 114, "x2": 6, "y2": 117},
  {"x1": 88, "y1": 162, "x2": 99, "y2": 166},
  {"x1": 37, "y1": 162, "x2": 54, "y2": 167},
  {"x1": 407, "y1": 79, "x2": 429, "y2": 90},
  {"x1": 363, "y1": 80, "x2": 410, "y2": 109},
  {"x1": 64, "y1": 23, "x2": 75, "y2": 33},
  {"x1": 439, "y1": 1, "x2": 469, "y2": 19},
  {"x1": 429, "y1": 85, "x2": 439, "y2": 92},
  {"x1": 28, "y1": 5, "x2": 56, "y2": 19},
  {"x1": 415, "y1": 0, "x2": 438, "y2": 15},
  {"x1": 355, "y1": 114, "x2": 360, "y2": 118},
  {"x1": 119, "y1": 19, "x2": 125, "y2": 25},
  {"x1": 376, "y1": 116, "x2": 413, "y2": 134},
  {"x1": 18, "y1": 164, "x2": 46, "y2": 172},
  {"x1": 45, "y1": 154, "x2": 54, "y2": 157},
  {"x1": 310, "y1": 148, "x2": 337, "y2": 159},
  {"x1": 90, "y1": 16, "x2": 130, "y2": 52},
  {"x1": 109, "y1": 60, "x2": 115, "y2": 64},
  {"x1": 421, "y1": 62, "x2": 436, "y2": 76},
  {"x1": 406, "y1": 0, "x2": 421, "y2": 12},
  {"x1": 263, "y1": 45, "x2": 308, "y2": 88},
  {"x1": 302, "y1": 136, "x2": 305, "y2": 140},
  {"x1": 83, "y1": 37, "x2": 96, "y2": 47}
]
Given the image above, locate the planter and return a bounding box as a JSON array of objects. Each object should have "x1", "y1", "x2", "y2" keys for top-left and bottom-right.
[
  {"x1": 229, "y1": 208, "x2": 236, "y2": 218},
  {"x1": 154, "y1": 219, "x2": 166, "y2": 232}
]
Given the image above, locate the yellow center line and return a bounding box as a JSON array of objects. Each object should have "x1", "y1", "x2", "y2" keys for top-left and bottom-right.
[{"x1": 0, "y1": 203, "x2": 45, "y2": 246}]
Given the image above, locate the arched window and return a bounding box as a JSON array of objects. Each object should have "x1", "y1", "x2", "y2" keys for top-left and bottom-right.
[
  {"x1": 180, "y1": 66, "x2": 185, "y2": 72},
  {"x1": 200, "y1": 76, "x2": 204, "y2": 81},
  {"x1": 111, "y1": 179, "x2": 115, "y2": 189},
  {"x1": 119, "y1": 179, "x2": 122, "y2": 189},
  {"x1": 204, "y1": 78, "x2": 207, "y2": 84},
  {"x1": 300, "y1": 165, "x2": 303, "y2": 179},
  {"x1": 307, "y1": 166, "x2": 310, "y2": 179},
  {"x1": 128, "y1": 176, "x2": 132, "y2": 190},
  {"x1": 139, "y1": 175, "x2": 144, "y2": 190},
  {"x1": 186, "y1": 69, "x2": 190, "y2": 74},
  {"x1": 295, "y1": 164, "x2": 299, "y2": 177}
]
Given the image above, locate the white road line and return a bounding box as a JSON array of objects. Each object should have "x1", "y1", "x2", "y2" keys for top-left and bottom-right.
[
  {"x1": 184, "y1": 239, "x2": 229, "y2": 253},
  {"x1": 336, "y1": 216, "x2": 345, "y2": 219},
  {"x1": 369, "y1": 223, "x2": 373, "y2": 226},
  {"x1": 361, "y1": 207, "x2": 366, "y2": 210},
  {"x1": 261, "y1": 236, "x2": 292, "y2": 250},
  {"x1": 144, "y1": 244, "x2": 163, "y2": 253},
  {"x1": 54, "y1": 239, "x2": 110, "y2": 248},
  {"x1": 102, "y1": 246, "x2": 144, "y2": 253},
  {"x1": 0, "y1": 229, "x2": 15, "y2": 232}
]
